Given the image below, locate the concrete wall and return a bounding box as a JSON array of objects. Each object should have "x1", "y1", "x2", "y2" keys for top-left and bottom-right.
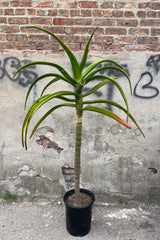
[
  {"x1": 0, "y1": 0, "x2": 159, "y2": 202},
  {"x1": 0, "y1": 50, "x2": 159, "y2": 202}
]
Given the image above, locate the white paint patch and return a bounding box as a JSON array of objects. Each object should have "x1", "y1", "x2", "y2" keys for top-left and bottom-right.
[{"x1": 105, "y1": 207, "x2": 151, "y2": 220}]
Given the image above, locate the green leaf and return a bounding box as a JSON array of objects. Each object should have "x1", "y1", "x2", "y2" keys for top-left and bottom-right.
[
  {"x1": 82, "y1": 99, "x2": 145, "y2": 137},
  {"x1": 28, "y1": 26, "x2": 81, "y2": 81},
  {"x1": 40, "y1": 77, "x2": 60, "y2": 96},
  {"x1": 30, "y1": 103, "x2": 75, "y2": 139},
  {"x1": 82, "y1": 59, "x2": 125, "y2": 79},
  {"x1": 22, "y1": 91, "x2": 75, "y2": 149},
  {"x1": 83, "y1": 106, "x2": 131, "y2": 129},
  {"x1": 56, "y1": 96, "x2": 76, "y2": 102},
  {"x1": 82, "y1": 74, "x2": 130, "y2": 121},
  {"x1": 82, "y1": 79, "x2": 110, "y2": 97},
  {"x1": 79, "y1": 27, "x2": 97, "y2": 73},
  {"x1": 84, "y1": 65, "x2": 132, "y2": 94},
  {"x1": 24, "y1": 73, "x2": 60, "y2": 109},
  {"x1": 13, "y1": 61, "x2": 76, "y2": 85}
]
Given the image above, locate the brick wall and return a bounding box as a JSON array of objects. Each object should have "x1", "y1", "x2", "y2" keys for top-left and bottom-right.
[{"x1": 0, "y1": 0, "x2": 159, "y2": 53}]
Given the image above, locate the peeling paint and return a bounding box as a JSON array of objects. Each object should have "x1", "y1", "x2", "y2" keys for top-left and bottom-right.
[{"x1": 36, "y1": 135, "x2": 63, "y2": 153}]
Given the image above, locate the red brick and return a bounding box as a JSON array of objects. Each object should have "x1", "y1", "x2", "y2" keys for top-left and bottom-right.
[
  {"x1": 0, "y1": 17, "x2": 7, "y2": 23},
  {"x1": 113, "y1": 10, "x2": 123, "y2": 17},
  {"x1": 103, "y1": 10, "x2": 113, "y2": 17},
  {"x1": 147, "y1": 11, "x2": 157, "y2": 18},
  {"x1": 66, "y1": 26, "x2": 103, "y2": 35},
  {"x1": 104, "y1": 44, "x2": 124, "y2": 52},
  {"x1": 128, "y1": 28, "x2": 149, "y2": 36},
  {"x1": 124, "y1": 11, "x2": 134, "y2": 18},
  {"x1": 15, "y1": 42, "x2": 36, "y2": 50},
  {"x1": 30, "y1": 17, "x2": 52, "y2": 25},
  {"x1": 21, "y1": 27, "x2": 40, "y2": 33},
  {"x1": 1, "y1": 25, "x2": 19, "y2": 33},
  {"x1": 75, "y1": 18, "x2": 92, "y2": 25},
  {"x1": 138, "y1": 2, "x2": 160, "y2": 10},
  {"x1": 4, "y1": 9, "x2": 14, "y2": 15},
  {"x1": 115, "y1": 36, "x2": 135, "y2": 44},
  {"x1": 81, "y1": 9, "x2": 92, "y2": 17},
  {"x1": 125, "y1": 45, "x2": 149, "y2": 51},
  {"x1": 66, "y1": 44, "x2": 80, "y2": 51},
  {"x1": 0, "y1": 1, "x2": 9, "y2": 7},
  {"x1": 6, "y1": 34, "x2": 27, "y2": 41},
  {"x1": 55, "y1": 1, "x2": 77, "y2": 8},
  {"x1": 117, "y1": 19, "x2": 138, "y2": 27},
  {"x1": 72, "y1": 35, "x2": 91, "y2": 43},
  {"x1": 94, "y1": 19, "x2": 114, "y2": 26},
  {"x1": 79, "y1": 1, "x2": 98, "y2": 8},
  {"x1": 115, "y1": 2, "x2": 136, "y2": 9},
  {"x1": 33, "y1": 1, "x2": 54, "y2": 8},
  {"x1": 36, "y1": 42, "x2": 59, "y2": 51},
  {"x1": 28, "y1": 34, "x2": 49, "y2": 42},
  {"x1": 11, "y1": 0, "x2": 31, "y2": 7},
  {"x1": 94, "y1": 36, "x2": 113, "y2": 44},
  {"x1": 105, "y1": 28, "x2": 127, "y2": 35},
  {"x1": 140, "y1": 19, "x2": 160, "y2": 27},
  {"x1": 57, "y1": 35, "x2": 72, "y2": 43},
  {"x1": 27, "y1": 8, "x2": 36, "y2": 15},
  {"x1": 54, "y1": 18, "x2": 74, "y2": 26},
  {"x1": 81, "y1": 43, "x2": 102, "y2": 51},
  {"x1": 100, "y1": 2, "x2": 113, "y2": 8},
  {"x1": 85, "y1": 27, "x2": 104, "y2": 35},
  {"x1": 137, "y1": 11, "x2": 146, "y2": 18},
  {"x1": 45, "y1": 26, "x2": 65, "y2": 34},
  {"x1": 151, "y1": 29, "x2": 160, "y2": 36},
  {"x1": 70, "y1": 10, "x2": 80, "y2": 17},
  {"x1": 137, "y1": 37, "x2": 158, "y2": 44},
  {"x1": 8, "y1": 17, "x2": 29, "y2": 24},
  {"x1": 65, "y1": 27, "x2": 86, "y2": 35},
  {"x1": 15, "y1": 9, "x2": 25, "y2": 15},
  {"x1": 86, "y1": 44, "x2": 102, "y2": 51},
  {"x1": 36, "y1": 10, "x2": 46, "y2": 16},
  {"x1": 92, "y1": 10, "x2": 103, "y2": 17},
  {"x1": 58, "y1": 9, "x2": 69, "y2": 17},
  {"x1": 0, "y1": 34, "x2": 5, "y2": 41},
  {"x1": 125, "y1": 45, "x2": 160, "y2": 52},
  {"x1": 0, "y1": 42, "x2": 15, "y2": 49},
  {"x1": 48, "y1": 9, "x2": 57, "y2": 16}
]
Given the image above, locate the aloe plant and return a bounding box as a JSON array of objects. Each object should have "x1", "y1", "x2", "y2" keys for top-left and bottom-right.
[{"x1": 14, "y1": 26, "x2": 144, "y2": 206}]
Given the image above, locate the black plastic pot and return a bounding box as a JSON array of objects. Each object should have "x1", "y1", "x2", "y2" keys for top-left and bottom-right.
[{"x1": 63, "y1": 189, "x2": 95, "y2": 237}]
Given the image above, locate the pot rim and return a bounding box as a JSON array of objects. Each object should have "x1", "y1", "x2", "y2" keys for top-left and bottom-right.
[{"x1": 63, "y1": 188, "x2": 95, "y2": 209}]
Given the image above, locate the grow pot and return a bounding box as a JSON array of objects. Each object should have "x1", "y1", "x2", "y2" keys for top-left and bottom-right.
[{"x1": 63, "y1": 189, "x2": 95, "y2": 237}]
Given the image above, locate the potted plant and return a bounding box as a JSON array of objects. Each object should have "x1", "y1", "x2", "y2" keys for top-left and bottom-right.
[{"x1": 14, "y1": 26, "x2": 144, "y2": 237}]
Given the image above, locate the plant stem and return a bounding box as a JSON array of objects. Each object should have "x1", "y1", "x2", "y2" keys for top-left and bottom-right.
[{"x1": 74, "y1": 116, "x2": 82, "y2": 205}]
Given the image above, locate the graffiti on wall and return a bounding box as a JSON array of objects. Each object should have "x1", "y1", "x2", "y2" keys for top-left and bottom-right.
[
  {"x1": 0, "y1": 54, "x2": 159, "y2": 108},
  {"x1": 0, "y1": 57, "x2": 38, "y2": 87},
  {"x1": 83, "y1": 54, "x2": 160, "y2": 110},
  {"x1": 134, "y1": 54, "x2": 160, "y2": 99}
]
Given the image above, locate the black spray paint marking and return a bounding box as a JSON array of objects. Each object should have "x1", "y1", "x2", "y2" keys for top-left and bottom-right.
[
  {"x1": 134, "y1": 54, "x2": 160, "y2": 99},
  {"x1": 0, "y1": 57, "x2": 38, "y2": 87}
]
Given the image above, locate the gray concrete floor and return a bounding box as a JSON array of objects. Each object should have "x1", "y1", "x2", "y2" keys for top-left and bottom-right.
[{"x1": 0, "y1": 198, "x2": 160, "y2": 240}]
